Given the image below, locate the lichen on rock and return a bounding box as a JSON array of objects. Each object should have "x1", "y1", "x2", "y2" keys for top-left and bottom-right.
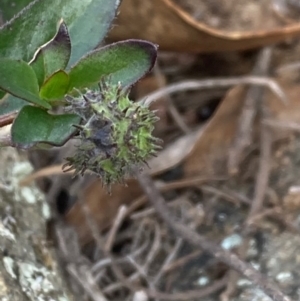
[{"x1": 0, "y1": 147, "x2": 71, "y2": 301}]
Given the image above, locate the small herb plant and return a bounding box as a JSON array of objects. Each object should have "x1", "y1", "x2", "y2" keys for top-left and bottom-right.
[{"x1": 0, "y1": 0, "x2": 159, "y2": 185}]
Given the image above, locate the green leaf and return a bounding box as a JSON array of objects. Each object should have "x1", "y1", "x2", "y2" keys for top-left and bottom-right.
[
  {"x1": 39, "y1": 70, "x2": 69, "y2": 101},
  {"x1": 0, "y1": 59, "x2": 50, "y2": 108},
  {"x1": 68, "y1": 40, "x2": 158, "y2": 91},
  {"x1": 0, "y1": 0, "x2": 120, "y2": 65},
  {"x1": 11, "y1": 105, "x2": 81, "y2": 148},
  {"x1": 0, "y1": 90, "x2": 5, "y2": 100},
  {"x1": 0, "y1": 0, "x2": 32, "y2": 22},
  {"x1": 30, "y1": 51, "x2": 45, "y2": 87},
  {"x1": 67, "y1": 0, "x2": 121, "y2": 67},
  {"x1": 30, "y1": 20, "x2": 71, "y2": 83},
  {"x1": 0, "y1": 95, "x2": 27, "y2": 116}
]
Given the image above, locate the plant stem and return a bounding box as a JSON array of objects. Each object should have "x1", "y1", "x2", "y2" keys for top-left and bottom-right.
[{"x1": 0, "y1": 112, "x2": 17, "y2": 128}]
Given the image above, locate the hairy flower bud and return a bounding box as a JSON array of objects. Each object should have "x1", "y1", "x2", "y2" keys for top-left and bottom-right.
[{"x1": 63, "y1": 82, "x2": 161, "y2": 185}]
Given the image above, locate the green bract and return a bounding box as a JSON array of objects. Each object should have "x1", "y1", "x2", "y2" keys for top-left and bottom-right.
[{"x1": 63, "y1": 83, "x2": 161, "y2": 184}]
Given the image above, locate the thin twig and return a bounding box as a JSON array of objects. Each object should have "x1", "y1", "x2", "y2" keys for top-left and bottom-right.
[
  {"x1": 148, "y1": 277, "x2": 228, "y2": 301},
  {"x1": 127, "y1": 256, "x2": 156, "y2": 291},
  {"x1": 136, "y1": 171, "x2": 293, "y2": 301},
  {"x1": 0, "y1": 111, "x2": 17, "y2": 128},
  {"x1": 104, "y1": 270, "x2": 227, "y2": 301},
  {"x1": 228, "y1": 48, "x2": 272, "y2": 174},
  {"x1": 140, "y1": 76, "x2": 287, "y2": 107},
  {"x1": 220, "y1": 241, "x2": 250, "y2": 301},
  {"x1": 247, "y1": 207, "x2": 282, "y2": 225},
  {"x1": 130, "y1": 197, "x2": 196, "y2": 220},
  {"x1": 92, "y1": 240, "x2": 150, "y2": 277},
  {"x1": 67, "y1": 264, "x2": 108, "y2": 301},
  {"x1": 143, "y1": 223, "x2": 161, "y2": 272},
  {"x1": 201, "y1": 185, "x2": 243, "y2": 205},
  {"x1": 125, "y1": 176, "x2": 226, "y2": 218},
  {"x1": 130, "y1": 218, "x2": 153, "y2": 254},
  {"x1": 222, "y1": 122, "x2": 273, "y2": 300},
  {"x1": 104, "y1": 205, "x2": 128, "y2": 252},
  {"x1": 103, "y1": 271, "x2": 140, "y2": 294},
  {"x1": 276, "y1": 61, "x2": 300, "y2": 76},
  {"x1": 153, "y1": 238, "x2": 183, "y2": 285},
  {"x1": 248, "y1": 128, "x2": 272, "y2": 219},
  {"x1": 105, "y1": 245, "x2": 227, "y2": 301},
  {"x1": 263, "y1": 119, "x2": 300, "y2": 132},
  {"x1": 162, "y1": 250, "x2": 202, "y2": 273},
  {"x1": 153, "y1": 63, "x2": 191, "y2": 134},
  {"x1": 222, "y1": 48, "x2": 274, "y2": 298}
]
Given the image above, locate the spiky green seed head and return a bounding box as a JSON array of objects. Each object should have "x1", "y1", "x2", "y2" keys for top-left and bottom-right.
[{"x1": 63, "y1": 82, "x2": 161, "y2": 185}]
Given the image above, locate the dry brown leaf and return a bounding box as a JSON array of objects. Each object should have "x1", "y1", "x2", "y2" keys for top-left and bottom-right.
[
  {"x1": 148, "y1": 129, "x2": 200, "y2": 175},
  {"x1": 184, "y1": 86, "x2": 246, "y2": 177},
  {"x1": 184, "y1": 80, "x2": 300, "y2": 177},
  {"x1": 267, "y1": 81, "x2": 300, "y2": 123},
  {"x1": 172, "y1": 0, "x2": 288, "y2": 32},
  {"x1": 109, "y1": 0, "x2": 300, "y2": 52},
  {"x1": 64, "y1": 179, "x2": 143, "y2": 245}
]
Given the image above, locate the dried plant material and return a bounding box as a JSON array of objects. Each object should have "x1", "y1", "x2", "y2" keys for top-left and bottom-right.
[
  {"x1": 64, "y1": 179, "x2": 143, "y2": 245},
  {"x1": 283, "y1": 186, "x2": 300, "y2": 211},
  {"x1": 19, "y1": 164, "x2": 66, "y2": 187},
  {"x1": 173, "y1": 0, "x2": 281, "y2": 32},
  {"x1": 137, "y1": 172, "x2": 293, "y2": 301},
  {"x1": 109, "y1": 0, "x2": 300, "y2": 52},
  {"x1": 184, "y1": 79, "x2": 300, "y2": 177},
  {"x1": 228, "y1": 47, "x2": 272, "y2": 175},
  {"x1": 184, "y1": 86, "x2": 247, "y2": 177},
  {"x1": 148, "y1": 130, "x2": 199, "y2": 175},
  {"x1": 273, "y1": 0, "x2": 300, "y2": 24}
]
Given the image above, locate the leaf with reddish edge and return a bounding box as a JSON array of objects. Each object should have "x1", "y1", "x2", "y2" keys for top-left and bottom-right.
[
  {"x1": 68, "y1": 40, "x2": 158, "y2": 91},
  {"x1": 30, "y1": 20, "x2": 71, "y2": 85}
]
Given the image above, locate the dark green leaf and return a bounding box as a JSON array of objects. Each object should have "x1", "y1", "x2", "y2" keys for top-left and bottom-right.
[
  {"x1": 67, "y1": 0, "x2": 121, "y2": 66},
  {"x1": 11, "y1": 105, "x2": 81, "y2": 148},
  {"x1": 0, "y1": 0, "x2": 120, "y2": 65},
  {"x1": 68, "y1": 40, "x2": 158, "y2": 91},
  {"x1": 0, "y1": 95, "x2": 27, "y2": 116},
  {"x1": 0, "y1": 90, "x2": 5, "y2": 100},
  {"x1": 39, "y1": 70, "x2": 69, "y2": 101},
  {"x1": 0, "y1": 59, "x2": 50, "y2": 108},
  {"x1": 30, "y1": 20, "x2": 71, "y2": 82},
  {"x1": 0, "y1": 0, "x2": 32, "y2": 22}
]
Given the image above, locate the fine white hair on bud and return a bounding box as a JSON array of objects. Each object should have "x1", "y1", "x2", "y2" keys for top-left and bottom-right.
[{"x1": 63, "y1": 80, "x2": 161, "y2": 185}]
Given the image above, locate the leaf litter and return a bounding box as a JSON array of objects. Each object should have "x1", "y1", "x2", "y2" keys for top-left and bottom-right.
[{"x1": 16, "y1": 2, "x2": 300, "y2": 301}]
